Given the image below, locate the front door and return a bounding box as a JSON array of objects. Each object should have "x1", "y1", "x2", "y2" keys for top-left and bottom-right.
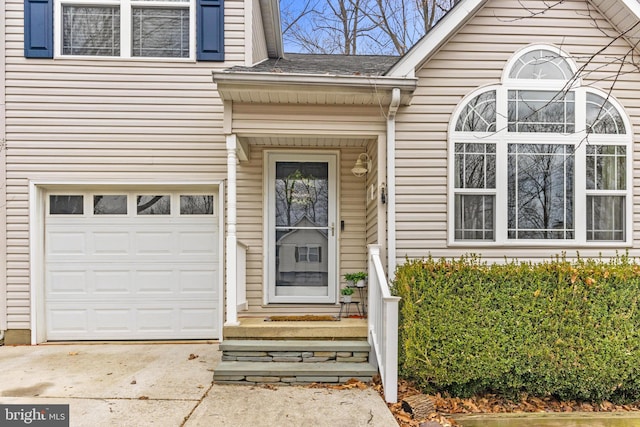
[{"x1": 266, "y1": 152, "x2": 337, "y2": 303}]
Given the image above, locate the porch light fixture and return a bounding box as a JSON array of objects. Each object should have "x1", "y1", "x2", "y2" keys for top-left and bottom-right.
[{"x1": 351, "y1": 153, "x2": 371, "y2": 177}]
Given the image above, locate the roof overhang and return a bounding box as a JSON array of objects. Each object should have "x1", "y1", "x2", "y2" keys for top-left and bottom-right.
[{"x1": 212, "y1": 71, "x2": 417, "y2": 106}]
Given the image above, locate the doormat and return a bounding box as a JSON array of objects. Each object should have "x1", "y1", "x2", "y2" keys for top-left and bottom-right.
[{"x1": 264, "y1": 315, "x2": 339, "y2": 322}]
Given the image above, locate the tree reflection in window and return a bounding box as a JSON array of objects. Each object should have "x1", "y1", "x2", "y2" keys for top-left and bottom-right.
[
  {"x1": 275, "y1": 163, "x2": 328, "y2": 228},
  {"x1": 508, "y1": 144, "x2": 574, "y2": 239},
  {"x1": 137, "y1": 195, "x2": 170, "y2": 215}
]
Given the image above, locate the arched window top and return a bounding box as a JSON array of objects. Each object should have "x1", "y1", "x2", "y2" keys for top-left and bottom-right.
[
  {"x1": 508, "y1": 48, "x2": 574, "y2": 80},
  {"x1": 587, "y1": 93, "x2": 626, "y2": 134},
  {"x1": 455, "y1": 90, "x2": 496, "y2": 132}
]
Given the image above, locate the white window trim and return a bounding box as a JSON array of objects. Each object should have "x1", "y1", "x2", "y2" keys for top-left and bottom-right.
[
  {"x1": 53, "y1": 0, "x2": 196, "y2": 61},
  {"x1": 448, "y1": 49, "x2": 633, "y2": 248}
]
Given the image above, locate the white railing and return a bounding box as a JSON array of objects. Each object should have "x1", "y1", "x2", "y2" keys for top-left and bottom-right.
[
  {"x1": 367, "y1": 244, "x2": 401, "y2": 403},
  {"x1": 236, "y1": 241, "x2": 248, "y2": 311}
]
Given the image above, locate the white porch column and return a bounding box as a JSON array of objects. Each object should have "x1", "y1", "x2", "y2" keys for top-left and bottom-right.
[{"x1": 225, "y1": 134, "x2": 240, "y2": 326}]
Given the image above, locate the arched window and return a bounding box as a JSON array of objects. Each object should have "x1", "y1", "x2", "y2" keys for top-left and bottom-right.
[{"x1": 449, "y1": 45, "x2": 631, "y2": 245}]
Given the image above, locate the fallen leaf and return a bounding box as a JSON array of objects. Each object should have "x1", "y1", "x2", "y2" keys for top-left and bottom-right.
[
  {"x1": 188, "y1": 354, "x2": 199, "y2": 360},
  {"x1": 130, "y1": 380, "x2": 137, "y2": 385},
  {"x1": 138, "y1": 396, "x2": 149, "y2": 400}
]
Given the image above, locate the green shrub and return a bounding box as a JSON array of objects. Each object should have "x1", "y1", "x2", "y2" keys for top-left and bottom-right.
[{"x1": 393, "y1": 254, "x2": 640, "y2": 402}]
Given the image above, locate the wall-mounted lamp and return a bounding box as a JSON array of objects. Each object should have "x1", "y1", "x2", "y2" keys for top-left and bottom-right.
[{"x1": 351, "y1": 153, "x2": 371, "y2": 177}]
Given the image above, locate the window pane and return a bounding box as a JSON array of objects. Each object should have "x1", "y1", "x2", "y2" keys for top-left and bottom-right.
[
  {"x1": 94, "y1": 195, "x2": 127, "y2": 215},
  {"x1": 586, "y1": 93, "x2": 626, "y2": 134},
  {"x1": 275, "y1": 162, "x2": 329, "y2": 227},
  {"x1": 508, "y1": 144, "x2": 574, "y2": 239},
  {"x1": 180, "y1": 195, "x2": 214, "y2": 215},
  {"x1": 137, "y1": 195, "x2": 170, "y2": 215},
  {"x1": 50, "y1": 195, "x2": 84, "y2": 215},
  {"x1": 454, "y1": 143, "x2": 496, "y2": 189},
  {"x1": 63, "y1": 6, "x2": 120, "y2": 56},
  {"x1": 454, "y1": 194, "x2": 495, "y2": 240},
  {"x1": 508, "y1": 90, "x2": 575, "y2": 133},
  {"x1": 587, "y1": 196, "x2": 625, "y2": 241},
  {"x1": 132, "y1": 8, "x2": 189, "y2": 58},
  {"x1": 586, "y1": 145, "x2": 626, "y2": 190},
  {"x1": 455, "y1": 91, "x2": 496, "y2": 132},
  {"x1": 509, "y1": 49, "x2": 573, "y2": 80}
]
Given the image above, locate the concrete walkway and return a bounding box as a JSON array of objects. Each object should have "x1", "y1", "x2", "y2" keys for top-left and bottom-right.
[{"x1": 0, "y1": 343, "x2": 397, "y2": 426}]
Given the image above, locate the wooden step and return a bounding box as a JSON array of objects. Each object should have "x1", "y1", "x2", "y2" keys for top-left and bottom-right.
[{"x1": 223, "y1": 318, "x2": 368, "y2": 340}]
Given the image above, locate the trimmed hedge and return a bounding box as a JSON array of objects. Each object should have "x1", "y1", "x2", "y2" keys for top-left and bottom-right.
[{"x1": 393, "y1": 254, "x2": 640, "y2": 402}]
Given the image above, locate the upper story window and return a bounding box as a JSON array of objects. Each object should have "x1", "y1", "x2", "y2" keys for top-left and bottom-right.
[
  {"x1": 57, "y1": 0, "x2": 192, "y2": 59},
  {"x1": 450, "y1": 45, "x2": 632, "y2": 246},
  {"x1": 25, "y1": 0, "x2": 223, "y2": 60}
]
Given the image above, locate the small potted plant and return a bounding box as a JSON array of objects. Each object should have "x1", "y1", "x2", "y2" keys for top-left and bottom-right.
[
  {"x1": 341, "y1": 287, "x2": 355, "y2": 303},
  {"x1": 344, "y1": 272, "x2": 367, "y2": 288}
]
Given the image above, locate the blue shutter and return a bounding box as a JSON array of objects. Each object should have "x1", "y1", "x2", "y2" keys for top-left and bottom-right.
[
  {"x1": 196, "y1": 0, "x2": 224, "y2": 61},
  {"x1": 24, "y1": 0, "x2": 53, "y2": 58}
]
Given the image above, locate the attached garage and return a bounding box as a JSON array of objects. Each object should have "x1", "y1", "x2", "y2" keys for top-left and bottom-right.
[{"x1": 42, "y1": 189, "x2": 221, "y2": 341}]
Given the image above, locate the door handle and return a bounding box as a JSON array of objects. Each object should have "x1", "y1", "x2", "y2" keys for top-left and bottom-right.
[{"x1": 331, "y1": 222, "x2": 335, "y2": 236}]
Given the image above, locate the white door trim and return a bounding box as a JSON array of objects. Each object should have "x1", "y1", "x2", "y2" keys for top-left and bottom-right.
[
  {"x1": 29, "y1": 180, "x2": 224, "y2": 344},
  {"x1": 263, "y1": 151, "x2": 339, "y2": 304}
]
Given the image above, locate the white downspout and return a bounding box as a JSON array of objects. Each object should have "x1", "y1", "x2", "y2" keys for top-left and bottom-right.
[
  {"x1": 225, "y1": 134, "x2": 240, "y2": 327},
  {"x1": 386, "y1": 88, "x2": 401, "y2": 278}
]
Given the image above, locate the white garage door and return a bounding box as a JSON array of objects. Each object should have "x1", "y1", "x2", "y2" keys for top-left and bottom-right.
[{"x1": 44, "y1": 190, "x2": 220, "y2": 340}]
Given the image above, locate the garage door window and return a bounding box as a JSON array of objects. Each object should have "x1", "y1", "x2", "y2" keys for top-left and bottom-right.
[
  {"x1": 180, "y1": 195, "x2": 214, "y2": 215},
  {"x1": 49, "y1": 195, "x2": 84, "y2": 214},
  {"x1": 137, "y1": 195, "x2": 170, "y2": 215},
  {"x1": 94, "y1": 195, "x2": 127, "y2": 215}
]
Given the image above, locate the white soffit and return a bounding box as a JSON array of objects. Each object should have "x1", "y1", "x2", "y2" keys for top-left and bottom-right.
[{"x1": 213, "y1": 72, "x2": 416, "y2": 106}]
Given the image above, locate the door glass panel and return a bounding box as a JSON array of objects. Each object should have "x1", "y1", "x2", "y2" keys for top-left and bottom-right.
[{"x1": 274, "y1": 162, "x2": 330, "y2": 297}]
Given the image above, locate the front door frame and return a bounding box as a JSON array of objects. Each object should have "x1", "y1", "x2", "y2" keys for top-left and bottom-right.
[{"x1": 264, "y1": 150, "x2": 339, "y2": 304}]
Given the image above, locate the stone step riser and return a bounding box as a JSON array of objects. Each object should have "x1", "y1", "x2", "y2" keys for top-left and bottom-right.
[{"x1": 221, "y1": 350, "x2": 369, "y2": 363}]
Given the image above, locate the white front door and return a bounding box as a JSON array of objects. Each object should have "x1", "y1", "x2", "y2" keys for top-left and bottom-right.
[{"x1": 266, "y1": 152, "x2": 338, "y2": 303}]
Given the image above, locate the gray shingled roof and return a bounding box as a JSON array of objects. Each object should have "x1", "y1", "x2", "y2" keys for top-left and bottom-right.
[{"x1": 226, "y1": 53, "x2": 400, "y2": 76}]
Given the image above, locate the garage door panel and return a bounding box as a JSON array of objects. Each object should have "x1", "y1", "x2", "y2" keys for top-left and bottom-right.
[
  {"x1": 46, "y1": 302, "x2": 219, "y2": 340},
  {"x1": 47, "y1": 231, "x2": 86, "y2": 255},
  {"x1": 93, "y1": 232, "x2": 131, "y2": 254},
  {"x1": 45, "y1": 189, "x2": 220, "y2": 340},
  {"x1": 179, "y1": 269, "x2": 218, "y2": 293},
  {"x1": 178, "y1": 231, "x2": 219, "y2": 255},
  {"x1": 48, "y1": 270, "x2": 88, "y2": 294},
  {"x1": 94, "y1": 271, "x2": 131, "y2": 294}
]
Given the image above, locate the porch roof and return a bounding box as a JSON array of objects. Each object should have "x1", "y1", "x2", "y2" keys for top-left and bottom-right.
[{"x1": 212, "y1": 54, "x2": 416, "y2": 106}]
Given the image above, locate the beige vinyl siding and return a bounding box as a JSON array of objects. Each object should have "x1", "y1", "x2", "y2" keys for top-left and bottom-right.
[
  {"x1": 394, "y1": 0, "x2": 640, "y2": 263},
  {"x1": 3, "y1": 0, "x2": 246, "y2": 330}
]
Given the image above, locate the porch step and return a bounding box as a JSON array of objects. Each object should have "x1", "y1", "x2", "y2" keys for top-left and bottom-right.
[
  {"x1": 213, "y1": 361, "x2": 378, "y2": 384},
  {"x1": 220, "y1": 339, "x2": 371, "y2": 353},
  {"x1": 214, "y1": 339, "x2": 377, "y2": 384},
  {"x1": 223, "y1": 318, "x2": 367, "y2": 340}
]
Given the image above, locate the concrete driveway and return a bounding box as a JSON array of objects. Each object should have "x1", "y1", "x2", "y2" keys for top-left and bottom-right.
[{"x1": 0, "y1": 343, "x2": 397, "y2": 426}]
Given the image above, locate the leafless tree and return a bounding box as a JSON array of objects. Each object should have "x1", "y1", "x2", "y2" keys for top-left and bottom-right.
[{"x1": 281, "y1": 0, "x2": 457, "y2": 55}]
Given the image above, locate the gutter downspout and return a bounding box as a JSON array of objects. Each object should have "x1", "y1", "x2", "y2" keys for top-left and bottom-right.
[{"x1": 386, "y1": 88, "x2": 401, "y2": 278}]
